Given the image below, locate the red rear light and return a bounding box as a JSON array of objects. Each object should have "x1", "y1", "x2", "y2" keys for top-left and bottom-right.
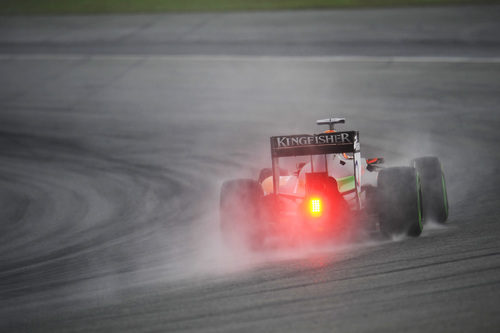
[{"x1": 309, "y1": 197, "x2": 322, "y2": 217}]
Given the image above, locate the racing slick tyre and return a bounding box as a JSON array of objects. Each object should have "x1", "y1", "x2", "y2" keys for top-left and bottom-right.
[
  {"x1": 411, "y1": 156, "x2": 449, "y2": 224},
  {"x1": 220, "y1": 179, "x2": 264, "y2": 250},
  {"x1": 377, "y1": 167, "x2": 423, "y2": 237}
]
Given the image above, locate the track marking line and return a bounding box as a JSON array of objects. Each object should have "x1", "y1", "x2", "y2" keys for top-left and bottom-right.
[{"x1": 1, "y1": 54, "x2": 500, "y2": 63}]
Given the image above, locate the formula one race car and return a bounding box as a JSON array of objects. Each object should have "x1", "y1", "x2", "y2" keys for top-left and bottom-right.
[{"x1": 220, "y1": 118, "x2": 448, "y2": 249}]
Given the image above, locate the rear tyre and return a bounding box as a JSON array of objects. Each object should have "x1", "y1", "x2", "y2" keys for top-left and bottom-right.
[
  {"x1": 219, "y1": 179, "x2": 264, "y2": 250},
  {"x1": 258, "y1": 168, "x2": 273, "y2": 184},
  {"x1": 377, "y1": 167, "x2": 423, "y2": 237},
  {"x1": 411, "y1": 156, "x2": 448, "y2": 224},
  {"x1": 258, "y1": 167, "x2": 288, "y2": 184}
]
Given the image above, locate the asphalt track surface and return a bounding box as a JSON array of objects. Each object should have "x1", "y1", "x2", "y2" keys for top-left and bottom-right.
[{"x1": 1, "y1": 5, "x2": 500, "y2": 333}]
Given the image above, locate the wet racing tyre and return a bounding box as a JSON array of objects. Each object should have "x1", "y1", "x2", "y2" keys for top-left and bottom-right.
[
  {"x1": 411, "y1": 156, "x2": 449, "y2": 224},
  {"x1": 377, "y1": 167, "x2": 423, "y2": 237},
  {"x1": 258, "y1": 168, "x2": 273, "y2": 184},
  {"x1": 219, "y1": 179, "x2": 264, "y2": 250},
  {"x1": 258, "y1": 167, "x2": 289, "y2": 184}
]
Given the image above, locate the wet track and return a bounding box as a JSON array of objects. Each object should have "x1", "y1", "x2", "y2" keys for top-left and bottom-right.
[{"x1": 1, "y1": 5, "x2": 500, "y2": 332}]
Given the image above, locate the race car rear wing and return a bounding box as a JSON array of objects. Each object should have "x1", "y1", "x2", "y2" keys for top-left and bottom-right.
[
  {"x1": 270, "y1": 131, "x2": 359, "y2": 158},
  {"x1": 269, "y1": 131, "x2": 361, "y2": 209}
]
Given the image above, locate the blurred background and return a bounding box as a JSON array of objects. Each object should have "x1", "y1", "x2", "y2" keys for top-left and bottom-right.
[{"x1": 1, "y1": 1, "x2": 500, "y2": 332}]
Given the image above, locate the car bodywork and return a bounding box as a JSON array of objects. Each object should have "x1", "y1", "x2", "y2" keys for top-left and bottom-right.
[
  {"x1": 220, "y1": 118, "x2": 448, "y2": 249},
  {"x1": 261, "y1": 125, "x2": 375, "y2": 241}
]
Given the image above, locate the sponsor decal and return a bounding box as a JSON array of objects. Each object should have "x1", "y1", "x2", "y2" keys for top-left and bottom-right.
[{"x1": 274, "y1": 133, "x2": 352, "y2": 148}]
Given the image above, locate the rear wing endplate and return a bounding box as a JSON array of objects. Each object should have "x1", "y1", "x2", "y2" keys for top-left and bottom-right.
[{"x1": 270, "y1": 131, "x2": 359, "y2": 158}]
